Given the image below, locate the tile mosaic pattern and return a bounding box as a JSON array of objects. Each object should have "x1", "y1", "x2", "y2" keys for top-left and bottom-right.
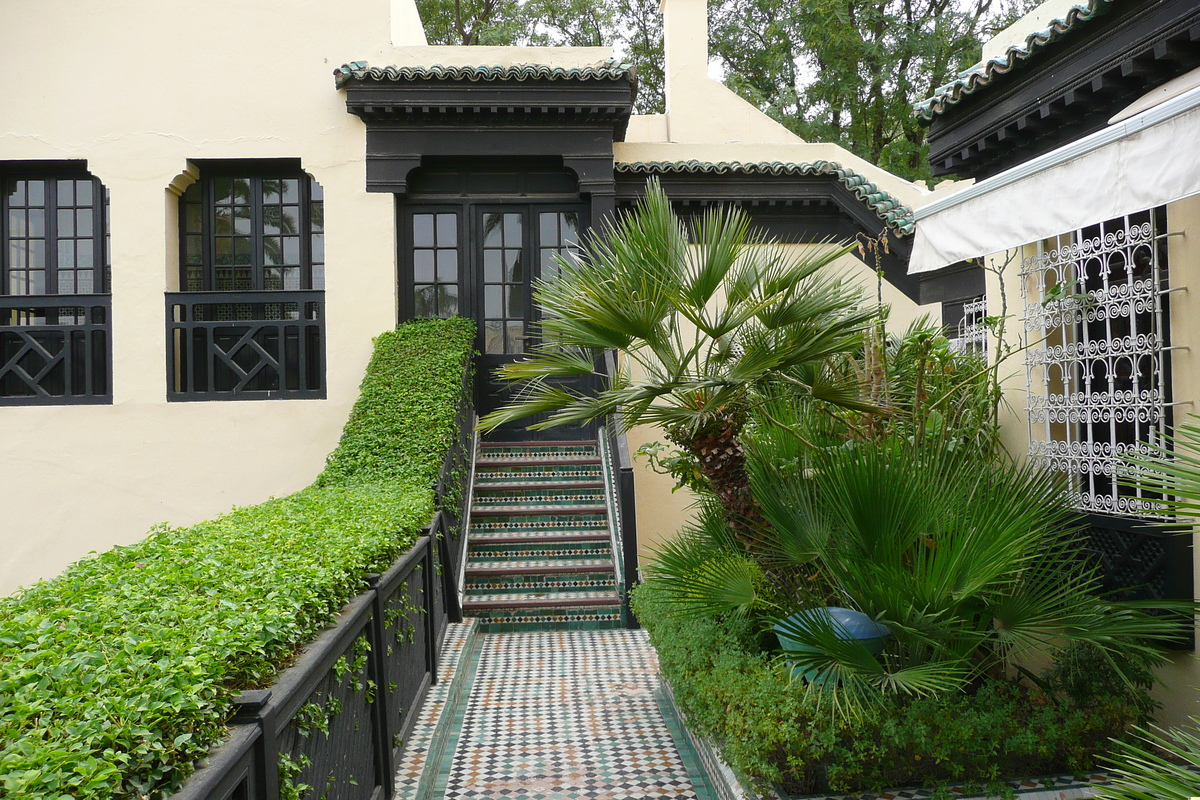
[
  {"x1": 443, "y1": 630, "x2": 700, "y2": 800},
  {"x1": 464, "y1": 440, "x2": 622, "y2": 631},
  {"x1": 394, "y1": 620, "x2": 476, "y2": 800}
]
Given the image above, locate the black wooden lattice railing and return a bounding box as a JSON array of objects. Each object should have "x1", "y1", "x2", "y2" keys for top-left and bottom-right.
[
  {"x1": 172, "y1": 347, "x2": 475, "y2": 800},
  {"x1": 166, "y1": 291, "x2": 325, "y2": 400},
  {"x1": 0, "y1": 293, "x2": 111, "y2": 405}
]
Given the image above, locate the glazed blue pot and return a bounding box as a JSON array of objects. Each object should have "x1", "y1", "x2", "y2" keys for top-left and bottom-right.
[{"x1": 774, "y1": 607, "x2": 891, "y2": 681}]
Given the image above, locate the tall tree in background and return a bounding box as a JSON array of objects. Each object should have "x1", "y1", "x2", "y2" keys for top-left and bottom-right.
[
  {"x1": 709, "y1": 0, "x2": 1036, "y2": 182},
  {"x1": 416, "y1": 0, "x2": 665, "y2": 113},
  {"x1": 415, "y1": 0, "x2": 1035, "y2": 180}
]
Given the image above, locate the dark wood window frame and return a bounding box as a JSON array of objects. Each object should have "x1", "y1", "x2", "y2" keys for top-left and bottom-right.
[
  {"x1": 1, "y1": 162, "x2": 112, "y2": 405},
  {"x1": 179, "y1": 168, "x2": 324, "y2": 293},
  {"x1": 168, "y1": 163, "x2": 326, "y2": 402}
]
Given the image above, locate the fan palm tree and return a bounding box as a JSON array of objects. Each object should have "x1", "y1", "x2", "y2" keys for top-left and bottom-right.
[
  {"x1": 644, "y1": 438, "x2": 1190, "y2": 718},
  {"x1": 478, "y1": 179, "x2": 874, "y2": 546}
]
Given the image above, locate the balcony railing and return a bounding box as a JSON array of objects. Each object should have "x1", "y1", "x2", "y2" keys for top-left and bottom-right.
[
  {"x1": 166, "y1": 290, "x2": 325, "y2": 401},
  {"x1": 0, "y1": 294, "x2": 112, "y2": 405}
]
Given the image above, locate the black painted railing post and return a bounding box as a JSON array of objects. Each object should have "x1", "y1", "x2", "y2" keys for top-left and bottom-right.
[
  {"x1": 421, "y1": 534, "x2": 440, "y2": 685},
  {"x1": 364, "y1": 574, "x2": 397, "y2": 799}
]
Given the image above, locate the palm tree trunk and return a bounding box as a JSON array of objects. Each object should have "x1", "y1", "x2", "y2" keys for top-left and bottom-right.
[{"x1": 688, "y1": 425, "x2": 766, "y2": 549}]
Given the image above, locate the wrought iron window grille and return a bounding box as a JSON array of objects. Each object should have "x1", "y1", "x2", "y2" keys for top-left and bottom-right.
[
  {"x1": 949, "y1": 294, "x2": 988, "y2": 355},
  {"x1": 1021, "y1": 207, "x2": 1171, "y2": 518}
]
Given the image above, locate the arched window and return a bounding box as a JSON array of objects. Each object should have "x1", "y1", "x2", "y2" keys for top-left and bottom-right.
[
  {"x1": 1, "y1": 164, "x2": 111, "y2": 404},
  {"x1": 168, "y1": 162, "x2": 325, "y2": 401}
]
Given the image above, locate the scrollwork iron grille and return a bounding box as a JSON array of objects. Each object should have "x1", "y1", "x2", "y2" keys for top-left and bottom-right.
[
  {"x1": 166, "y1": 290, "x2": 324, "y2": 400},
  {"x1": 1021, "y1": 208, "x2": 1171, "y2": 517},
  {"x1": 950, "y1": 295, "x2": 988, "y2": 355},
  {"x1": 0, "y1": 294, "x2": 111, "y2": 404}
]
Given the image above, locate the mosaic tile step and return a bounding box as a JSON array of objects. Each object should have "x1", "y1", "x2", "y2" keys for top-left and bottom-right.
[
  {"x1": 465, "y1": 557, "x2": 615, "y2": 574},
  {"x1": 467, "y1": 529, "x2": 612, "y2": 544},
  {"x1": 473, "y1": 479, "x2": 606, "y2": 492},
  {"x1": 467, "y1": 544, "x2": 613, "y2": 559},
  {"x1": 475, "y1": 466, "x2": 604, "y2": 484},
  {"x1": 471, "y1": 503, "x2": 609, "y2": 516},
  {"x1": 472, "y1": 489, "x2": 608, "y2": 508},
  {"x1": 463, "y1": 590, "x2": 621, "y2": 611},
  {"x1": 476, "y1": 454, "x2": 602, "y2": 467},
  {"x1": 433, "y1": 630, "x2": 702, "y2": 799},
  {"x1": 478, "y1": 443, "x2": 599, "y2": 458},
  {"x1": 466, "y1": 575, "x2": 618, "y2": 593},
  {"x1": 470, "y1": 515, "x2": 609, "y2": 531},
  {"x1": 475, "y1": 615, "x2": 626, "y2": 632}
]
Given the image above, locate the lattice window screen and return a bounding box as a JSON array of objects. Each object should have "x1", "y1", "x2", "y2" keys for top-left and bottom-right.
[{"x1": 1021, "y1": 208, "x2": 1172, "y2": 517}]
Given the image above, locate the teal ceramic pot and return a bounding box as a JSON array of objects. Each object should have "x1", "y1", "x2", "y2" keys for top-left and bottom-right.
[{"x1": 774, "y1": 607, "x2": 891, "y2": 681}]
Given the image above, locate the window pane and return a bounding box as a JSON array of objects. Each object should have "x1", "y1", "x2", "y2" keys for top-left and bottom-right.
[
  {"x1": 76, "y1": 209, "x2": 93, "y2": 237},
  {"x1": 76, "y1": 242, "x2": 93, "y2": 270},
  {"x1": 438, "y1": 284, "x2": 459, "y2": 317},
  {"x1": 484, "y1": 320, "x2": 504, "y2": 353},
  {"x1": 57, "y1": 179, "x2": 75, "y2": 205},
  {"x1": 214, "y1": 177, "x2": 233, "y2": 205},
  {"x1": 28, "y1": 239, "x2": 45, "y2": 268},
  {"x1": 310, "y1": 201, "x2": 323, "y2": 233},
  {"x1": 26, "y1": 180, "x2": 44, "y2": 207},
  {"x1": 503, "y1": 213, "x2": 521, "y2": 244},
  {"x1": 77, "y1": 180, "x2": 93, "y2": 206},
  {"x1": 483, "y1": 213, "x2": 503, "y2": 247},
  {"x1": 311, "y1": 234, "x2": 324, "y2": 263},
  {"x1": 264, "y1": 267, "x2": 282, "y2": 290},
  {"x1": 437, "y1": 249, "x2": 457, "y2": 282},
  {"x1": 58, "y1": 244, "x2": 75, "y2": 269},
  {"x1": 215, "y1": 238, "x2": 232, "y2": 265},
  {"x1": 507, "y1": 322, "x2": 525, "y2": 354},
  {"x1": 436, "y1": 213, "x2": 456, "y2": 247},
  {"x1": 281, "y1": 179, "x2": 298, "y2": 203},
  {"x1": 485, "y1": 285, "x2": 502, "y2": 318},
  {"x1": 505, "y1": 250, "x2": 523, "y2": 282},
  {"x1": 263, "y1": 205, "x2": 281, "y2": 234},
  {"x1": 59, "y1": 271, "x2": 76, "y2": 293},
  {"x1": 540, "y1": 212, "x2": 557, "y2": 246},
  {"x1": 8, "y1": 209, "x2": 25, "y2": 237},
  {"x1": 28, "y1": 209, "x2": 44, "y2": 237},
  {"x1": 264, "y1": 236, "x2": 282, "y2": 266},
  {"x1": 186, "y1": 235, "x2": 203, "y2": 265},
  {"x1": 234, "y1": 237, "x2": 252, "y2": 265},
  {"x1": 232, "y1": 213, "x2": 251, "y2": 235},
  {"x1": 413, "y1": 214, "x2": 434, "y2": 247},
  {"x1": 262, "y1": 180, "x2": 280, "y2": 204},
  {"x1": 484, "y1": 249, "x2": 502, "y2": 283},
  {"x1": 279, "y1": 206, "x2": 298, "y2": 235},
  {"x1": 415, "y1": 284, "x2": 436, "y2": 317},
  {"x1": 282, "y1": 237, "x2": 299, "y2": 265},
  {"x1": 414, "y1": 250, "x2": 435, "y2": 282},
  {"x1": 58, "y1": 208, "x2": 75, "y2": 237}
]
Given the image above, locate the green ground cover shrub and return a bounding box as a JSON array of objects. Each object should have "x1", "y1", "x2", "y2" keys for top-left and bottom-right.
[
  {"x1": 634, "y1": 582, "x2": 1157, "y2": 797},
  {"x1": 0, "y1": 317, "x2": 474, "y2": 799}
]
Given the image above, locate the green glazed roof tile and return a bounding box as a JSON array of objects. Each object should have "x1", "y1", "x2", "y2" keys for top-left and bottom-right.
[
  {"x1": 915, "y1": 0, "x2": 1115, "y2": 122},
  {"x1": 615, "y1": 160, "x2": 915, "y2": 235},
  {"x1": 334, "y1": 58, "x2": 634, "y2": 89}
]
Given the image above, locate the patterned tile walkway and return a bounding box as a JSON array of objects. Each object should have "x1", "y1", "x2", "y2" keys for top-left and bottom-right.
[{"x1": 402, "y1": 628, "x2": 707, "y2": 800}]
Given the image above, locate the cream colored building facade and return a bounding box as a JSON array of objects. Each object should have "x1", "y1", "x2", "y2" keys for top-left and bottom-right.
[
  {"x1": 910, "y1": 0, "x2": 1200, "y2": 726},
  {"x1": 0, "y1": 0, "x2": 934, "y2": 595}
]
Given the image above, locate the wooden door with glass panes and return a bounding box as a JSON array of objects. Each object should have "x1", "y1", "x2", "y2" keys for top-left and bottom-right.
[{"x1": 475, "y1": 206, "x2": 590, "y2": 438}]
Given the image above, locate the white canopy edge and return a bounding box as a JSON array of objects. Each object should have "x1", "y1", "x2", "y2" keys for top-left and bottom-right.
[{"x1": 909, "y1": 82, "x2": 1200, "y2": 274}]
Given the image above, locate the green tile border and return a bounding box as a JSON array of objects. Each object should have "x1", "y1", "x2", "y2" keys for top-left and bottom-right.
[
  {"x1": 415, "y1": 625, "x2": 485, "y2": 800},
  {"x1": 654, "y1": 682, "x2": 722, "y2": 800}
]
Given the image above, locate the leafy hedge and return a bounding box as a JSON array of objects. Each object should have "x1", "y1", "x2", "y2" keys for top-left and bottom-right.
[
  {"x1": 0, "y1": 317, "x2": 474, "y2": 800},
  {"x1": 633, "y1": 581, "x2": 1153, "y2": 797}
]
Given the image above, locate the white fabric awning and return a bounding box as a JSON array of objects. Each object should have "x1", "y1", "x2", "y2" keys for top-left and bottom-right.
[{"x1": 910, "y1": 81, "x2": 1200, "y2": 274}]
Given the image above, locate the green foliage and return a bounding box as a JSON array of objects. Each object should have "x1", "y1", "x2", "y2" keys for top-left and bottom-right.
[
  {"x1": 634, "y1": 581, "x2": 1159, "y2": 796},
  {"x1": 480, "y1": 179, "x2": 869, "y2": 440},
  {"x1": 1098, "y1": 723, "x2": 1200, "y2": 800},
  {"x1": 0, "y1": 318, "x2": 474, "y2": 799}
]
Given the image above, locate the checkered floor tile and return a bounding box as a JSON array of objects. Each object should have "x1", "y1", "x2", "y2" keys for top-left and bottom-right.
[
  {"x1": 443, "y1": 630, "x2": 699, "y2": 800},
  {"x1": 394, "y1": 620, "x2": 476, "y2": 800}
]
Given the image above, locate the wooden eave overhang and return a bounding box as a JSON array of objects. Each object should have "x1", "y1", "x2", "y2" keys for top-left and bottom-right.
[
  {"x1": 615, "y1": 160, "x2": 920, "y2": 302},
  {"x1": 922, "y1": 0, "x2": 1200, "y2": 180},
  {"x1": 336, "y1": 59, "x2": 637, "y2": 140}
]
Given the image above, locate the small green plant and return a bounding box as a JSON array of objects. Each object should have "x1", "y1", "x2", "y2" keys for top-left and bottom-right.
[{"x1": 0, "y1": 318, "x2": 475, "y2": 799}]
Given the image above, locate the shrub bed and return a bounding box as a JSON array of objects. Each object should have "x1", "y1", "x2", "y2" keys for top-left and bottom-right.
[
  {"x1": 0, "y1": 317, "x2": 474, "y2": 800},
  {"x1": 633, "y1": 581, "x2": 1154, "y2": 798}
]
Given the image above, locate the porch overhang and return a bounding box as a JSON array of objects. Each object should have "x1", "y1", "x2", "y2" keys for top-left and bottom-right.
[{"x1": 910, "y1": 81, "x2": 1200, "y2": 275}]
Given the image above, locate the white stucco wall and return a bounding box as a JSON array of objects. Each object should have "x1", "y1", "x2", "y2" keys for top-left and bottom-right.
[{"x1": 0, "y1": 0, "x2": 429, "y2": 595}]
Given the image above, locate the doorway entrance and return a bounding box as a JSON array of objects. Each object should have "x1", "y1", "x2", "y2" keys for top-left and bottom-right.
[{"x1": 401, "y1": 196, "x2": 596, "y2": 440}]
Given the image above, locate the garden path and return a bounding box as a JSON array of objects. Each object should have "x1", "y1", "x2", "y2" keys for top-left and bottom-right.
[{"x1": 397, "y1": 621, "x2": 713, "y2": 800}]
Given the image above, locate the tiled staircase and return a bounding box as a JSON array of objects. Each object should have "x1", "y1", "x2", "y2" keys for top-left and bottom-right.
[{"x1": 462, "y1": 439, "x2": 624, "y2": 632}]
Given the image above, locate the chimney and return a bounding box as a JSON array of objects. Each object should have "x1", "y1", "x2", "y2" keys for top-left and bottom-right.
[{"x1": 660, "y1": 0, "x2": 709, "y2": 118}]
